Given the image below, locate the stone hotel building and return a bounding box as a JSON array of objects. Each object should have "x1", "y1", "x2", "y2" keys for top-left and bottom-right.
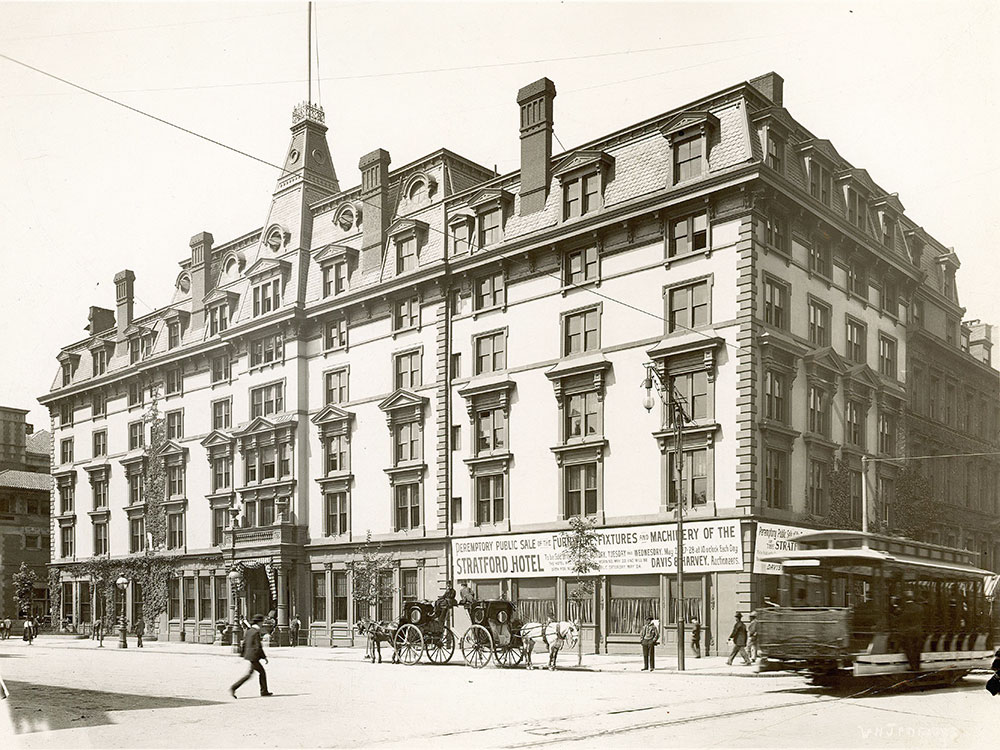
[{"x1": 40, "y1": 72, "x2": 999, "y2": 654}]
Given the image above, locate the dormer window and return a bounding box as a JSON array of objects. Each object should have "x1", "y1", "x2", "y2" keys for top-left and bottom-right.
[
  {"x1": 61, "y1": 361, "x2": 73, "y2": 386},
  {"x1": 479, "y1": 208, "x2": 501, "y2": 248},
  {"x1": 322, "y1": 261, "x2": 347, "y2": 297},
  {"x1": 765, "y1": 131, "x2": 784, "y2": 174},
  {"x1": 397, "y1": 236, "x2": 417, "y2": 273},
  {"x1": 465, "y1": 188, "x2": 512, "y2": 250},
  {"x1": 315, "y1": 243, "x2": 358, "y2": 298},
  {"x1": 674, "y1": 138, "x2": 702, "y2": 182},
  {"x1": 661, "y1": 111, "x2": 717, "y2": 186},
  {"x1": 252, "y1": 279, "x2": 281, "y2": 317},
  {"x1": 208, "y1": 303, "x2": 229, "y2": 335},
  {"x1": 810, "y1": 162, "x2": 832, "y2": 206},
  {"x1": 554, "y1": 150, "x2": 613, "y2": 222},
  {"x1": 846, "y1": 187, "x2": 866, "y2": 231},
  {"x1": 129, "y1": 338, "x2": 140, "y2": 364},
  {"x1": 563, "y1": 173, "x2": 599, "y2": 219},
  {"x1": 92, "y1": 349, "x2": 106, "y2": 376},
  {"x1": 386, "y1": 220, "x2": 427, "y2": 275},
  {"x1": 167, "y1": 322, "x2": 181, "y2": 350},
  {"x1": 449, "y1": 216, "x2": 474, "y2": 255}
]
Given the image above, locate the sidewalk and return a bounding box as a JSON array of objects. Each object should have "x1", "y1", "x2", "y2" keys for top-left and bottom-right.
[{"x1": 6, "y1": 634, "x2": 773, "y2": 677}]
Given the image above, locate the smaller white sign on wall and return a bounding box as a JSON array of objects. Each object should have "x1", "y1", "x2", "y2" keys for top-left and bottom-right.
[{"x1": 753, "y1": 522, "x2": 809, "y2": 575}]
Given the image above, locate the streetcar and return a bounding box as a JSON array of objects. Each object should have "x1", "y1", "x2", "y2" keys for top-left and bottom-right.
[{"x1": 757, "y1": 529, "x2": 995, "y2": 684}]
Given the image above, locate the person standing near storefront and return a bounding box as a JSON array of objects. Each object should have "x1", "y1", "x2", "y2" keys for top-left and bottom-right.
[
  {"x1": 639, "y1": 616, "x2": 659, "y2": 671},
  {"x1": 746, "y1": 612, "x2": 759, "y2": 661},
  {"x1": 691, "y1": 616, "x2": 702, "y2": 658},
  {"x1": 726, "y1": 613, "x2": 752, "y2": 666},
  {"x1": 135, "y1": 617, "x2": 145, "y2": 648},
  {"x1": 289, "y1": 613, "x2": 301, "y2": 647}
]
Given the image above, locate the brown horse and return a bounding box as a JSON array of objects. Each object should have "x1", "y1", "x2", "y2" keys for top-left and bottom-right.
[{"x1": 354, "y1": 618, "x2": 399, "y2": 664}]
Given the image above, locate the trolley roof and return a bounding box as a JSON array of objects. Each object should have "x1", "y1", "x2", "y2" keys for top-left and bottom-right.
[{"x1": 759, "y1": 529, "x2": 993, "y2": 579}]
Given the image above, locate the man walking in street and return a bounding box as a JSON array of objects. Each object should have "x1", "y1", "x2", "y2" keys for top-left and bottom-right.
[
  {"x1": 289, "y1": 613, "x2": 301, "y2": 647},
  {"x1": 230, "y1": 614, "x2": 272, "y2": 699},
  {"x1": 899, "y1": 589, "x2": 925, "y2": 671},
  {"x1": 726, "y1": 612, "x2": 752, "y2": 666},
  {"x1": 135, "y1": 617, "x2": 145, "y2": 648},
  {"x1": 94, "y1": 617, "x2": 104, "y2": 647},
  {"x1": 640, "y1": 616, "x2": 659, "y2": 671},
  {"x1": 746, "y1": 612, "x2": 759, "y2": 661}
]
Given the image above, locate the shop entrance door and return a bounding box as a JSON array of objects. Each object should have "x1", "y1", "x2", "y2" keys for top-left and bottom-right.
[{"x1": 244, "y1": 568, "x2": 274, "y2": 619}]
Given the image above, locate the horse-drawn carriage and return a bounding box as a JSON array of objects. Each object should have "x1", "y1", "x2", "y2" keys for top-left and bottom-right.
[
  {"x1": 462, "y1": 599, "x2": 525, "y2": 668},
  {"x1": 393, "y1": 600, "x2": 457, "y2": 665}
]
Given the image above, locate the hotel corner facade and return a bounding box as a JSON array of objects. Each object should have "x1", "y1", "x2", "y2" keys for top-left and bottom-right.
[{"x1": 40, "y1": 72, "x2": 1000, "y2": 655}]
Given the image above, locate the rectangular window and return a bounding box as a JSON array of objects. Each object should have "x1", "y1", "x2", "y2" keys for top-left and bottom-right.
[
  {"x1": 92, "y1": 430, "x2": 107, "y2": 457},
  {"x1": 198, "y1": 578, "x2": 212, "y2": 621},
  {"x1": 396, "y1": 236, "x2": 417, "y2": 272},
  {"x1": 312, "y1": 572, "x2": 327, "y2": 623},
  {"x1": 765, "y1": 131, "x2": 784, "y2": 173},
  {"x1": 847, "y1": 188, "x2": 865, "y2": 230},
  {"x1": 451, "y1": 496, "x2": 463, "y2": 524},
  {"x1": 474, "y1": 332, "x2": 506, "y2": 374},
  {"x1": 167, "y1": 322, "x2": 181, "y2": 350},
  {"x1": 673, "y1": 138, "x2": 703, "y2": 182},
  {"x1": 128, "y1": 382, "x2": 146, "y2": 409},
  {"x1": 60, "y1": 525, "x2": 74, "y2": 558},
  {"x1": 809, "y1": 238, "x2": 831, "y2": 277},
  {"x1": 250, "y1": 333, "x2": 284, "y2": 367},
  {"x1": 452, "y1": 222, "x2": 471, "y2": 255},
  {"x1": 165, "y1": 368, "x2": 183, "y2": 396},
  {"x1": 333, "y1": 571, "x2": 348, "y2": 622},
  {"x1": 450, "y1": 353, "x2": 461, "y2": 379},
  {"x1": 60, "y1": 401, "x2": 72, "y2": 426},
  {"x1": 378, "y1": 571, "x2": 393, "y2": 622},
  {"x1": 450, "y1": 425, "x2": 461, "y2": 452},
  {"x1": 61, "y1": 361, "x2": 73, "y2": 386},
  {"x1": 808, "y1": 386, "x2": 828, "y2": 437},
  {"x1": 92, "y1": 349, "x2": 107, "y2": 376},
  {"x1": 324, "y1": 319, "x2": 347, "y2": 350},
  {"x1": 846, "y1": 318, "x2": 867, "y2": 364},
  {"x1": 325, "y1": 369, "x2": 349, "y2": 405},
  {"x1": 250, "y1": 382, "x2": 284, "y2": 418},
  {"x1": 808, "y1": 460, "x2": 827, "y2": 515},
  {"x1": 478, "y1": 208, "x2": 501, "y2": 247},
  {"x1": 92, "y1": 478, "x2": 108, "y2": 509},
  {"x1": 325, "y1": 492, "x2": 348, "y2": 536},
  {"x1": 168, "y1": 579, "x2": 180, "y2": 619},
  {"x1": 59, "y1": 481, "x2": 75, "y2": 514},
  {"x1": 130, "y1": 338, "x2": 141, "y2": 364},
  {"x1": 808, "y1": 299, "x2": 830, "y2": 347},
  {"x1": 260, "y1": 497, "x2": 275, "y2": 526},
  {"x1": 212, "y1": 399, "x2": 231, "y2": 430},
  {"x1": 474, "y1": 272, "x2": 504, "y2": 311},
  {"x1": 168, "y1": 512, "x2": 184, "y2": 549},
  {"x1": 668, "y1": 447, "x2": 708, "y2": 507},
  {"x1": 393, "y1": 297, "x2": 419, "y2": 331},
  {"x1": 667, "y1": 281, "x2": 709, "y2": 332},
  {"x1": 129, "y1": 517, "x2": 145, "y2": 553},
  {"x1": 848, "y1": 262, "x2": 868, "y2": 300},
  {"x1": 668, "y1": 212, "x2": 708, "y2": 256},
  {"x1": 849, "y1": 470, "x2": 863, "y2": 521},
  {"x1": 911, "y1": 299, "x2": 923, "y2": 329},
  {"x1": 214, "y1": 576, "x2": 228, "y2": 622},
  {"x1": 212, "y1": 507, "x2": 227, "y2": 546},
  {"x1": 209, "y1": 304, "x2": 229, "y2": 336},
  {"x1": 93, "y1": 521, "x2": 108, "y2": 556},
  {"x1": 394, "y1": 350, "x2": 421, "y2": 390},
  {"x1": 764, "y1": 448, "x2": 788, "y2": 509},
  {"x1": 167, "y1": 464, "x2": 185, "y2": 497},
  {"x1": 563, "y1": 308, "x2": 600, "y2": 356},
  {"x1": 763, "y1": 278, "x2": 788, "y2": 329},
  {"x1": 669, "y1": 371, "x2": 709, "y2": 423},
  {"x1": 324, "y1": 434, "x2": 347, "y2": 474},
  {"x1": 881, "y1": 279, "x2": 898, "y2": 318},
  {"x1": 252, "y1": 279, "x2": 281, "y2": 317},
  {"x1": 394, "y1": 483, "x2": 421, "y2": 531},
  {"x1": 212, "y1": 456, "x2": 231, "y2": 492},
  {"x1": 565, "y1": 462, "x2": 598, "y2": 517},
  {"x1": 764, "y1": 370, "x2": 787, "y2": 423},
  {"x1": 563, "y1": 173, "x2": 601, "y2": 219},
  {"x1": 323, "y1": 261, "x2": 348, "y2": 297},
  {"x1": 476, "y1": 474, "x2": 505, "y2": 525},
  {"x1": 760, "y1": 212, "x2": 787, "y2": 253},
  {"x1": 566, "y1": 391, "x2": 601, "y2": 438},
  {"x1": 166, "y1": 410, "x2": 183, "y2": 440},
  {"x1": 878, "y1": 411, "x2": 896, "y2": 455},
  {"x1": 60, "y1": 438, "x2": 74, "y2": 465},
  {"x1": 809, "y1": 162, "x2": 831, "y2": 206},
  {"x1": 879, "y1": 476, "x2": 894, "y2": 525},
  {"x1": 564, "y1": 245, "x2": 598, "y2": 286},
  {"x1": 183, "y1": 578, "x2": 195, "y2": 619},
  {"x1": 476, "y1": 407, "x2": 507, "y2": 454},
  {"x1": 92, "y1": 391, "x2": 106, "y2": 418},
  {"x1": 878, "y1": 336, "x2": 897, "y2": 379},
  {"x1": 846, "y1": 400, "x2": 865, "y2": 448},
  {"x1": 128, "y1": 421, "x2": 144, "y2": 451},
  {"x1": 260, "y1": 445, "x2": 277, "y2": 480},
  {"x1": 211, "y1": 354, "x2": 230, "y2": 383},
  {"x1": 243, "y1": 499, "x2": 257, "y2": 527},
  {"x1": 394, "y1": 422, "x2": 421, "y2": 464}
]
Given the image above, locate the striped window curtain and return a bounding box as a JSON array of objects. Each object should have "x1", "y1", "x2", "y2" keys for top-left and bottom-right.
[{"x1": 610, "y1": 597, "x2": 660, "y2": 635}]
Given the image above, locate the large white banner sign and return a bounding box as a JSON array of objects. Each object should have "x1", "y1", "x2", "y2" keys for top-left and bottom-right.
[
  {"x1": 452, "y1": 519, "x2": 743, "y2": 581},
  {"x1": 753, "y1": 522, "x2": 808, "y2": 574}
]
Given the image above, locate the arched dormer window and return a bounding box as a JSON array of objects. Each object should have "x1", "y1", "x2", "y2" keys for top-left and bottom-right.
[{"x1": 264, "y1": 225, "x2": 287, "y2": 253}]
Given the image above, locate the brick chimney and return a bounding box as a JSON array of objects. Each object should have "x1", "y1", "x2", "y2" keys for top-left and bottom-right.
[
  {"x1": 189, "y1": 231, "x2": 214, "y2": 329},
  {"x1": 749, "y1": 72, "x2": 783, "y2": 107},
  {"x1": 86, "y1": 307, "x2": 115, "y2": 335},
  {"x1": 114, "y1": 269, "x2": 135, "y2": 339},
  {"x1": 358, "y1": 148, "x2": 392, "y2": 274},
  {"x1": 517, "y1": 77, "x2": 556, "y2": 216}
]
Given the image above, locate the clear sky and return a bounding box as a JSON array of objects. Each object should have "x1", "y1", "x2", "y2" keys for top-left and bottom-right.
[{"x1": 2, "y1": 0, "x2": 998, "y2": 431}]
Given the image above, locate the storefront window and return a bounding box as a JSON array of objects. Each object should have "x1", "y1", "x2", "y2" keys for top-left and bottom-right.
[
  {"x1": 667, "y1": 577, "x2": 703, "y2": 624},
  {"x1": 80, "y1": 583, "x2": 92, "y2": 625},
  {"x1": 377, "y1": 571, "x2": 394, "y2": 622},
  {"x1": 564, "y1": 581, "x2": 595, "y2": 624},
  {"x1": 609, "y1": 574, "x2": 660, "y2": 635},
  {"x1": 513, "y1": 578, "x2": 556, "y2": 624}
]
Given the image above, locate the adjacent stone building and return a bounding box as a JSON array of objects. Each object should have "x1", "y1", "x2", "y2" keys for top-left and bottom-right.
[{"x1": 40, "y1": 72, "x2": 998, "y2": 654}]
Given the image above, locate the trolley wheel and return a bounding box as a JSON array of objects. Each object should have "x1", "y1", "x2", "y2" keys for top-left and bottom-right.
[
  {"x1": 494, "y1": 641, "x2": 524, "y2": 668},
  {"x1": 394, "y1": 623, "x2": 424, "y2": 665},
  {"x1": 426, "y1": 627, "x2": 456, "y2": 664},
  {"x1": 461, "y1": 624, "x2": 493, "y2": 668}
]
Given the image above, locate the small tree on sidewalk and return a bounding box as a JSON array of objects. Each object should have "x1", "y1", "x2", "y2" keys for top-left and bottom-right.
[
  {"x1": 350, "y1": 531, "x2": 395, "y2": 622},
  {"x1": 12, "y1": 561, "x2": 38, "y2": 619},
  {"x1": 558, "y1": 516, "x2": 601, "y2": 666}
]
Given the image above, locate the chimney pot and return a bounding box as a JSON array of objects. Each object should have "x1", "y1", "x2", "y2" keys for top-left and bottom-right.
[
  {"x1": 517, "y1": 77, "x2": 557, "y2": 216},
  {"x1": 189, "y1": 231, "x2": 215, "y2": 330},
  {"x1": 114, "y1": 269, "x2": 135, "y2": 339},
  {"x1": 359, "y1": 149, "x2": 392, "y2": 273}
]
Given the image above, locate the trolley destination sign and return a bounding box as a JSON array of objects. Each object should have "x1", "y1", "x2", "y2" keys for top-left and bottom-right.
[{"x1": 452, "y1": 520, "x2": 744, "y2": 580}]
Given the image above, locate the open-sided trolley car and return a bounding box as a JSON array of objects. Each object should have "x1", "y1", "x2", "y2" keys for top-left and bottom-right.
[{"x1": 757, "y1": 530, "x2": 994, "y2": 683}]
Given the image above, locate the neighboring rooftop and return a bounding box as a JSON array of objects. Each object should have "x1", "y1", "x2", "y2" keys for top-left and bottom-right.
[
  {"x1": 26, "y1": 430, "x2": 51, "y2": 457},
  {"x1": 0, "y1": 469, "x2": 53, "y2": 492}
]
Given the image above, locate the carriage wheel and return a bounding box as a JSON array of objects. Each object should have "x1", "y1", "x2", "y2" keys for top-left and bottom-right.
[
  {"x1": 394, "y1": 623, "x2": 424, "y2": 665},
  {"x1": 426, "y1": 627, "x2": 456, "y2": 664},
  {"x1": 461, "y1": 625, "x2": 493, "y2": 668},
  {"x1": 494, "y1": 641, "x2": 524, "y2": 668}
]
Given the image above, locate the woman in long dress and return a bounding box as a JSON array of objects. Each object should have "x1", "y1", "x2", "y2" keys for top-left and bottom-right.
[{"x1": 22, "y1": 616, "x2": 35, "y2": 644}]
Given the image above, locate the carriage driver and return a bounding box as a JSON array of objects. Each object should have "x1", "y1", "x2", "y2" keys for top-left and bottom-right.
[
  {"x1": 432, "y1": 580, "x2": 458, "y2": 621},
  {"x1": 459, "y1": 581, "x2": 476, "y2": 608}
]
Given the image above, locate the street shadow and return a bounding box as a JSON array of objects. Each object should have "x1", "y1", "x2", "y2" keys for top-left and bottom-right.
[
  {"x1": 5, "y1": 680, "x2": 225, "y2": 734},
  {"x1": 769, "y1": 675, "x2": 983, "y2": 700}
]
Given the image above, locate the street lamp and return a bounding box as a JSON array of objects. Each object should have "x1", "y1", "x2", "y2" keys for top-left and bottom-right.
[
  {"x1": 642, "y1": 365, "x2": 689, "y2": 671},
  {"x1": 228, "y1": 505, "x2": 243, "y2": 654},
  {"x1": 115, "y1": 576, "x2": 129, "y2": 649}
]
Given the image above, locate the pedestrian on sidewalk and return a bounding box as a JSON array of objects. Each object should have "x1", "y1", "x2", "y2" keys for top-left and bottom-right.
[
  {"x1": 22, "y1": 616, "x2": 35, "y2": 645},
  {"x1": 95, "y1": 617, "x2": 104, "y2": 647},
  {"x1": 289, "y1": 613, "x2": 301, "y2": 647},
  {"x1": 691, "y1": 616, "x2": 702, "y2": 658},
  {"x1": 746, "y1": 612, "x2": 759, "y2": 661},
  {"x1": 135, "y1": 617, "x2": 145, "y2": 648},
  {"x1": 230, "y1": 614, "x2": 272, "y2": 699},
  {"x1": 639, "y1": 616, "x2": 659, "y2": 671},
  {"x1": 2, "y1": 617, "x2": 11, "y2": 639},
  {"x1": 726, "y1": 613, "x2": 752, "y2": 666}
]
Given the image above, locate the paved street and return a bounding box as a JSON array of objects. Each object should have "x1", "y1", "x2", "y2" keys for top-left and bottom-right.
[{"x1": 0, "y1": 635, "x2": 994, "y2": 748}]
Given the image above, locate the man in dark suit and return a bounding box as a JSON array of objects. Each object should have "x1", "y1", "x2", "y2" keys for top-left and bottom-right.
[{"x1": 230, "y1": 614, "x2": 272, "y2": 698}]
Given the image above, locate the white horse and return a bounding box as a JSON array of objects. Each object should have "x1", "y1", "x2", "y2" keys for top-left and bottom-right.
[{"x1": 520, "y1": 621, "x2": 579, "y2": 670}]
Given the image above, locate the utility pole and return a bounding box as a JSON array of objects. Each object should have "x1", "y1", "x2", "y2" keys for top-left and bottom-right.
[{"x1": 672, "y1": 389, "x2": 686, "y2": 672}]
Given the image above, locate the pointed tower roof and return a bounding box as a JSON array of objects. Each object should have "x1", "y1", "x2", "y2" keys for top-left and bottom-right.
[{"x1": 275, "y1": 102, "x2": 340, "y2": 196}]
